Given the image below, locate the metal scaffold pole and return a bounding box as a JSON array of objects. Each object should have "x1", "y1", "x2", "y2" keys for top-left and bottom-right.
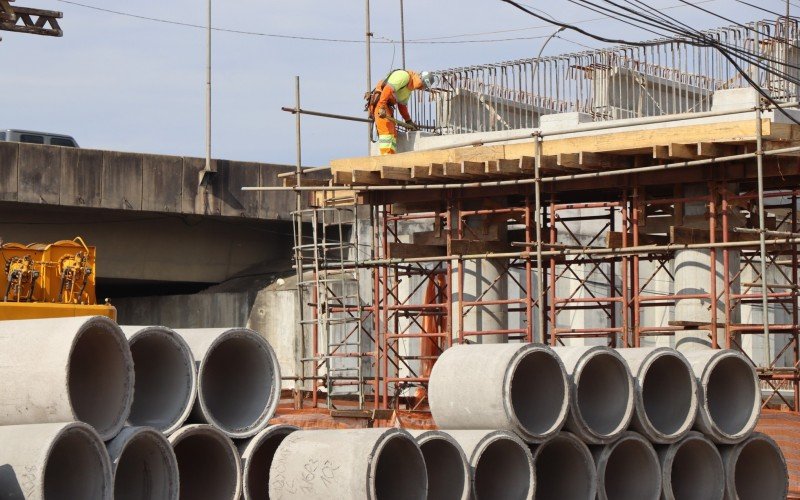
[
  {"x1": 756, "y1": 103, "x2": 772, "y2": 367},
  {"x1": 293, "y1": 75, "x2": 305, "y2": 408},
  {"x1": 365, "y1": 0, "x2": 373, "y2": 154}
]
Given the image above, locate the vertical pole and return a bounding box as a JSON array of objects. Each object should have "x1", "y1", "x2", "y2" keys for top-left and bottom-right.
[
  {"x1": 632, "y1": 187, "x2": 641, "y2": 347},
  {"x1": 524, "y1": 195, "x2": 534, "y2": 343},
  {"x1": 756, "y1": 104, "x2": 772, "y2": 367},
  {"x1": 534, "y1": 136, "x2": 546, "y2": 343},
  {"x1": 722, "y1": 187, "x2": 733, "y2": 350},
  {"x1": 709, "y1": 181, "x2": 719, "y2": 349},
  {"x1": 293, "y1": 76, "x2": 304, "y2": 408},
  {"x1": 792, "y1": 193, "x2": 799, "y2": 411},
  {"x1": 205, "y1": 0, "x2": 212, "y2": 175},
  {"x1": 365, "y1": 0, "x2": 373, "y2": 153},
  {"x1": 399, "y1": 0, "x2": 406, "y2": 69}
]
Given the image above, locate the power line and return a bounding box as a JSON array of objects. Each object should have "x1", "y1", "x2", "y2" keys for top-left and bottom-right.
[{"x1": 53, "y1": 0, "x2": 551, "y2": 45}]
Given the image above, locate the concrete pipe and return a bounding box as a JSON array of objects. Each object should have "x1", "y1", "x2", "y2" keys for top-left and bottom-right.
[
  {"x1": 407, "y1": 430, "x2": 471, "y2": 500},
  {"x1": 720, "y1": 432, "x2": 788, "y2": 500},
  {"x1": 552, "y1": 346, "x2": 634, "y2": 444},
  {"x1": 616, "y1": 347, "x2": 698, "y2": 443},
  {"x1": 658, "y1": 431, "x2": 724, "y2": 500},
  {"x1": 169, "y1": 424, "x2": 242, "y2": 500},
  {"x1": 0, "y1": 316, "x2": 134, "y2": 441},
  {"x1": 593, "y1": 431, "x2": 661, "y2": 500},
  {"x1": 174, "y1": 327, "x2": 281, "y2": 438},
  {"x1": 106, "y1": 426, "x2": 179, "y2": 500},
  {"x1": 238, "y1": 425, "x2": 299, "y2": 500},
  {"x1": 268, "y1": 428, "x2": 427, "y2": 500},
  {"x1": 530, "y1": 432, "x2": 596, "y2": 500},
  {"x1": 445, "y1": 430, "x2": 535, "y2": 500},
  {"x1": 681, "y1": 348, "x2": 759, "y2": 443},
  {"x1": 0, "y1": 421, "x2": 112, "y2": 499},
  {"x1": 121, "y1": 326, "x2": 197, "y2": 435},
  {"x1": 429, "y1": 343, "x2": 569, "y2": 443}
]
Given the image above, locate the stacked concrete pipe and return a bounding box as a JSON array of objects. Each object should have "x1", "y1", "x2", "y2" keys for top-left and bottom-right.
[
  {"x1": 174, "y1": 327, "x2": 281, "y2": 438},
  {"x1": 169, "y1": 424, "x2": 242, "y2": 500},
  {"x1": 681, "y1": 348, "x2": 760, "y2": 443},
  {"x1": 0, "y1": 316, "x2": 134, "y2": 440},
  {"x1": 238, "y1": 425, "x2": 299, "y2": 500},
  {"x1": 0, "y1": 421, "x2": 112, "y2": 499},
  {"x1": 552, "y1": 346, "x2": 635, "y2": 444},
  {"x1": 593, "y1": 431, "x2": 661, "y2": 500},
  {"x1": 121, "y1": 326, "x2": 197, "y2": 434},
  {"x1": 658, "y1": 431, "x2": 724, "y2": 500},
  {"x1": 445, "y1": 429, "x2": 535, "y2": 500},
  {"x1": 720, "y1": 432, "x2": 788, "y2": 500},
  {"x1": 616, "y1": 347, "x2": 699, "y2": 443},
  {"x1": 268, "y1": 428, "x2": 427, "y2": 500},
  {"x1": 429, "y1": 343, "x2": 570, "y2": 442},
  {"x1": 407, "y1": 429, "x2": 471, "y2": 500},
  {"x1": 106, "y1": 426, "x2": 179, "y2": 500},
  {"x1": 529, "y1": 432, "x2": 597, "y2": 500}
]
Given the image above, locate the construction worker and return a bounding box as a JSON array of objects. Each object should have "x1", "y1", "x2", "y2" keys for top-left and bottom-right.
[{"x1": 367, "y1": 70, "x2": 436, "y2": 155}]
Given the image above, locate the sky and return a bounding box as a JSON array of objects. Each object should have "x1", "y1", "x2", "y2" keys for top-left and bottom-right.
[{"x1": 0, "y1": 0, "x2": 789, "y2": 166}]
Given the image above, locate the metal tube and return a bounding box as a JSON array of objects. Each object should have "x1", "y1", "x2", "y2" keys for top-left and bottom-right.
[
  {"x1": 756, "y1": 105, "x2": 772, "y2": 367},
  {"x1": 205, "y1": 0, "x2": 212, "y2": 176},
  {"x1": 534, "y1": 137, "x2": 545, "y2": 343},
  {"x1": 365, "y1": 0, "x2": 372, "y2": 153},
  {"x1": 399, "y1": 0, "x2": 406, "y2": 69}
]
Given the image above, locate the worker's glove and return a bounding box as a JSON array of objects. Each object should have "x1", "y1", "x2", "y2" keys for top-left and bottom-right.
[
  {"x1": 404, "y1": 120, "x2": 419, "y2": 131},
  {"x1": 377, "y1": 108, "x2": 388, "y2": 119}
]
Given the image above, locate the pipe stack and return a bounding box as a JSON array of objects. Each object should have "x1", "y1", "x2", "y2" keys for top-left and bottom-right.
[{"x1": 0, "y1": 318, "x2": 285, "y2": 500}]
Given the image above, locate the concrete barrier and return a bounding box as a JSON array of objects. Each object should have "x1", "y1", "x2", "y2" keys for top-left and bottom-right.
[
  {"x1": 0, "y1": 422, "x2": 112, "y2": 499},
  {"x1": 445, "y1": 430, "x2": 535, "y2": 500},
  {"x1": 269, "y1": 428, "x2": 427, "y2": 500},
  {"x1": 0, "y1": 316, "x2": 134, "y2": 440},
  {"x1": 593, "y1": 431, "x2": 661, "y2": 500},
  {"x1": 530, "y1": 432, "x2": 596, "y2": 500},
  {"x1": 429, "y1": 343, "x2": 569, "y2": 442},
  {"x1": 121, "y1": 326, "x2": 197, "y2": 434},
  {"x1": 552, "y1": 346, "x2": 635, "y2": 444},
  {"x1": 408, "y1": 430, "x2": 471, "y2": 500},
  {"x1": 169, "y1": 424, "x2": 242, "y2": 500},
  {"x1": 238, "y1": 425, "x2": 299, "y2": 500},
  {"x1": 682, "y1": 348, "x2": 760, "y2": 443},
  {"x1": 174, "y1": 328, "x2": 281, "y2": 438},
  {"x1": 617, "y1": 347, "x2": 698, "y2": 443},
  {"x1": 720, "y1": 432, "x2": 788, "y2": 500},
  {"x1": 106, "y1": 427, "x2": 179, "y2": 500},
  {"x1": 658, "y1": 431, "x2": 723, "y2": 500}
]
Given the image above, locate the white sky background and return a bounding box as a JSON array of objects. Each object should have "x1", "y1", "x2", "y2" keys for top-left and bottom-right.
[{"x1": 0, "y1": 0, "x2": 789, "y2": 166}]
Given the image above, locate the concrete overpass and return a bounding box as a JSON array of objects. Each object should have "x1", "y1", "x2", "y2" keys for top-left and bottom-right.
[{"x1": 0, "y1": 142, "x2": 301, "y2": 299}]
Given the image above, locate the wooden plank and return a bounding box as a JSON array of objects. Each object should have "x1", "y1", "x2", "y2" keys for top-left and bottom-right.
[
  {"x1": 413, "y1": 230, "x2": 447, "y2": 246},
  {"x1": 579, "y1": 152, "x2": 632, "y2": 169},
  {"x1": 697, "y1": 142, "x2": 738, "y2": 158},
  {"x1": 352, "y1": 169, "x2": 391, "y2": 185},
  {"x1": 449, "y1": 239, "x2": 514, "y2": 255},
  {"x1": 669, "y1": 225, "x2": 759, "y2": 244},
  {"x1": 332, "y1": 170, "x2": 352, "y2": 185},
  {"x1": 411, "y1": 165, "x2": 433, "y2": 180},
  {"x1": 330, "y1": 144, "x2": 507, "y2": 172},
  {"x1": 461, "y1": 161, "x2": 486, "y2": 177},
  {"x1": 487, "y1": 158, "x2": 520, "y2": 175},
  {"x1": 557, "y1": 153, "x2": 584, "y2": 169},
  {"x1": 668, "y1": 143, "x2": 699, "y2": 159},
  {"x1": 442, "y1": 162, "x2": 473, "y2": 179},
  {"x1": 389, "y1": 242, "x2": 445, "y2": 258},
  {"x1": 430, "y1": 163, "x2": 445, "y2": 178},
  {"x1": 380, "y1": 166, "x2": 411, "y2": 181}
]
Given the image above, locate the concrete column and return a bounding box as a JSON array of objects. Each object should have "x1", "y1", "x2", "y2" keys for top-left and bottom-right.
[
  {"x1": 452, "y1": 258, "x2": 509, "y2": 343},
  {"x1": 0, "y1": 422, "x2": 112, "y2": 500},
  {"x1": 106, "y1": 427, "x2": 179, "y2": 500},
  {"x1": 174, "y1": 328, "x2": 281, "y2": 438},
  {"x1": 269, "y1": 428, "x2": 427, "y2": 500},
  {"x1": 121, "y1": 326, "x2": 197, "y2": 435},
  {"x1": 0, "y1": 316, "x2": 134, "y2": 440}
]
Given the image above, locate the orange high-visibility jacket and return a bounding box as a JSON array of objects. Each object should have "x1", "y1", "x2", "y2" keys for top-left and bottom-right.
[{"x1": 374, "y1": 70, "x2": 424, "y2": 121}]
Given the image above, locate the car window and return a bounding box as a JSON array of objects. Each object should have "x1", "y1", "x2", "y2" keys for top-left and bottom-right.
[
  {"x1": 50, "y1": 137, "x2": 76, "y2": 147},
  {"x1": 0, "y1": 132, "x2": 5, "y2": 141},
  {"x1": 20, "y1": 134, "x2": 45, "y2": 144}
]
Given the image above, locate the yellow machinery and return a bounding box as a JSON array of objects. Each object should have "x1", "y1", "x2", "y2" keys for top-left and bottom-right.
[{"x1": 0, "y1": 237, "x2": 116, "y2": 320}]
